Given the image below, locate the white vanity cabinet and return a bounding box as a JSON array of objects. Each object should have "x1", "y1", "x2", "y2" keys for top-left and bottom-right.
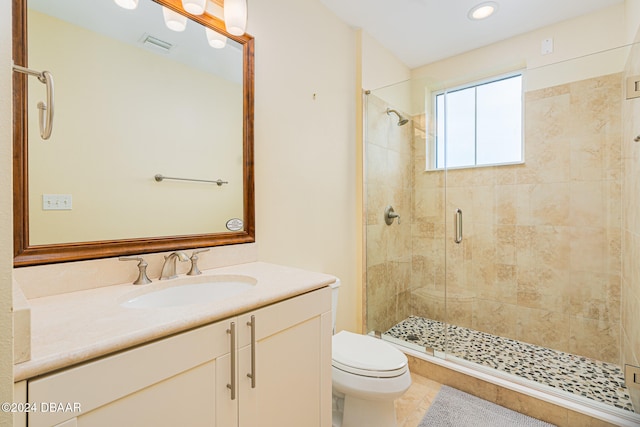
[
  {"x1": 27, "y1": 319, "x2": 235, "y2": 427},
  {"x1": 24, "y1": 287, "x2": 331, "y2": 427},
  {"x1": 237, "y1": 287, "x2": 332, "y2": 427}
]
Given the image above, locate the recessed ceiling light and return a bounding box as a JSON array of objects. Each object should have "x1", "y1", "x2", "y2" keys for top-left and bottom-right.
[{"x1": 468, "y1": 1, "x2": 498, "y2": 20}]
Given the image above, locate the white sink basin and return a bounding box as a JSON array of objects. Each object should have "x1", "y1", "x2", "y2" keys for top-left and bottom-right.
[{"x1": 121, "y1": 275, "x2": 257, "y2": 309}]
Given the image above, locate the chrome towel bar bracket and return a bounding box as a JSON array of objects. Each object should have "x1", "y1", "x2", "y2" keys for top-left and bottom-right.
[{"x1": 13, "y1": 64, "x2": 55, "y2": 140}]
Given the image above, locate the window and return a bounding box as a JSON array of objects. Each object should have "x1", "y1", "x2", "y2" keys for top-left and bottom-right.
[{"x1": 433, "y1": 73, "x2": 523, "y2": 169}]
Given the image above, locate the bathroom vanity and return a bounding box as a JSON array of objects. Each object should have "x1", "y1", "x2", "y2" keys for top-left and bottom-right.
[
  {"x1": 13, "y1": 262, "x2": 334, "y2": 427},
  {"x1": 10, "y1": 0, "x2": 338, "y2": 424}
]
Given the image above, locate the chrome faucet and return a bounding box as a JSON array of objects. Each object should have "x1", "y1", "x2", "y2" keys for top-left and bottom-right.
[{"x1": 160, "y1": 251, "x2": 189, "y2": 280}]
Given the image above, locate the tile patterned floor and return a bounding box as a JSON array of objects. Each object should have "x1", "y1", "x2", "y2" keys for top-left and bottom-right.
[
  {"x1": 385, "y1": 316, "x2": 635, "y2": 413},
  {"x1": 394, "y1": 373, "x2": 441, "y2": 427}
]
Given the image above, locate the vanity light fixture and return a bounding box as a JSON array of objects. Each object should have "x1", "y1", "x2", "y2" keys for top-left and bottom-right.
[
  {"x1": 162, "y1": 6, "x2": 187, "y2": 32},
  {"x1": 182, "y1": 0, "x2": 206, "y2": 15},
  {"x1": 224, "y1": 0, "x2": 248, "y2": 36},
  {"x1": 468, "y1": 1, "x2": 498, "y2": 20},
  {"x1": 206, "y1": 28, "x2": 228, "y2": 49},
  {"x1": 114, "y1": 0, "x2": 139, "y2": 10},
  {"x1": 116, "y1": 0, "x2": 248, "y2": 40}
]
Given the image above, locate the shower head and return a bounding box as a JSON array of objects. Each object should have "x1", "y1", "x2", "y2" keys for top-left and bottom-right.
[{"x1": 386, "y1": 108, "x2": 409, "y2": 126}]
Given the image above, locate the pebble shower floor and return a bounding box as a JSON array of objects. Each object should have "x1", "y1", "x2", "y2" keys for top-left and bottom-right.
[{"x1": 384, "y1": 315, "x2": 634, "y2": 412}]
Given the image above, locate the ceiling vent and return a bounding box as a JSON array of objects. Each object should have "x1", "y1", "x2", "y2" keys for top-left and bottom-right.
[{"x1": 140, "y1": 34, "x2": 173, "y2": 53}]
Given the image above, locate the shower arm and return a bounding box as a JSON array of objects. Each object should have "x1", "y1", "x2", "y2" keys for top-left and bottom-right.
[{"x1": 386, "y1": 108, "x2": 409, "y2": 126}]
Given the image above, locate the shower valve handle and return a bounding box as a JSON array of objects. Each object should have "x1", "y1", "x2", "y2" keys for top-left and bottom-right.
[{"x1": 384, "y1": 205, "x2": 400, "y2": 225}]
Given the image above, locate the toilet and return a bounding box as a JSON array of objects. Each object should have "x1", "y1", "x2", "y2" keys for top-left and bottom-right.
[{"x1": 330, "y1": 280, "x2": 412, "y2": 427}]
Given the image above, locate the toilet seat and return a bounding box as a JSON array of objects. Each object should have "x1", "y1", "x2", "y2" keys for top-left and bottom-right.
[{"x1": 332, "y1": 331, "x2": 408, "y2": 378}]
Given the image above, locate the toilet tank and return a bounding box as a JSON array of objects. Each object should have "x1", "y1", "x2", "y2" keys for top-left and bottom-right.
[{"x1": 329, "y1": 279, "x2": 341, "y2": 333}]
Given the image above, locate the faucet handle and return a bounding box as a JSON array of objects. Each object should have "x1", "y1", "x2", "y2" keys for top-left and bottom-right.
[
  {"x1": 119, "y1": 256, "x2": 152, "y2": 285},
  {"x1": 187, "y1": 249, "x2": 210, "y2": 276}
]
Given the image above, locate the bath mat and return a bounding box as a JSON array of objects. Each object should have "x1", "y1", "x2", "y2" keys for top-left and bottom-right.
[{"x1": 419, "y1": 385, "x2": 556, "y2": 427}]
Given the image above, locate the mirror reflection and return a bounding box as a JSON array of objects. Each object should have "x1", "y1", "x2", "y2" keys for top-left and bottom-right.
[
  {"x1": 15, "y1": 0, "x2": 254, "y2": 266},
  {"x1": 27, "y1": 0, "x2": 244, "y2": 245}
]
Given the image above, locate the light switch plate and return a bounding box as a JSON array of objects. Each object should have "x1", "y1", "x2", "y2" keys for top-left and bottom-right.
[
  {"x1": 541, "y1": 38, "x2": 553, "y2": 55},
  {"x1": 42, "y1": 194, "x2": 73, "y2": 210}
]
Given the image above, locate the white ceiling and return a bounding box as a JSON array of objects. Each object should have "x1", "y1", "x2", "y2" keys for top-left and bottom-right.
[{"x1": 319, "y1": 0, "x2": 624, "y2": 68}]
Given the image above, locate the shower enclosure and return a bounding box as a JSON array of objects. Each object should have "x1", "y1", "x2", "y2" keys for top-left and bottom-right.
[{"x1": 364, "y1": 41, "x2": 640, "y2": 424}]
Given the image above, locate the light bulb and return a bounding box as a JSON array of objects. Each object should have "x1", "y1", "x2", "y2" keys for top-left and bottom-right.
[
  {"x1": 206, "y1": 28, "x2": 228, "y2": 49},
  {"x1": 468, "y1": 2, "x2": 498, "y2": 20},
  {"x1": 224, "y1": 0, "x2": 247, "y2": 36},
  {"x1": 162, "y1": 7, "x2": 187, "y2": 32},
  {"x1": 114, "y1": 0, "x2": 138, "y2": 10},
  {"x1": 182, "y1": 0, "x2": 206, "y2": 15}
]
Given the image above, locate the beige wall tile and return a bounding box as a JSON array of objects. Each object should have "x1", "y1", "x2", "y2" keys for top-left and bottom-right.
[
  {"x1": 516, "y1": 307, "x2": 570, "y2": 351},
  {"x1": 495, "y1": 388, "x2": 567, "y2": 426},
  {"x1": 566, "y1": 410, "x2": 620, "y2": 427},
  {"x1": 365, "y1": 94, "x2": 414, "y2": 333},
  {"x1": 529, "y1": 183, "x2": 570, "y2": 226},
  {"x1": 569, "y1": 316, "x2": 620, "y2": 363}
]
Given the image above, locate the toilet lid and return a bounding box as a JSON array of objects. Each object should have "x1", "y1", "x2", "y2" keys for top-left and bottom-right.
[{"x1": 332, "y1": 331, "x2": 408, "y2": 378}]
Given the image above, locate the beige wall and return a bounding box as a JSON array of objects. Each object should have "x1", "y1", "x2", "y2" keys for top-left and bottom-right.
[
  {"x1": 248, "y1": 0, "x2": 358, "y2": 333},
  {"x1": 361, "y1": 31, "x2": 411, "y2": 93},
  {"x1": 625, "y1": 0, "x2": 640, "y2": 44},
  {"x1": 621, "y1": 23, "x2": 640, "y2": 410},
  {"x1": 412, "y1": 4, "x2": 626, "y2": 94},
  {"x1": 0, "y1": 0, "x2": 14, "y2": 423}
]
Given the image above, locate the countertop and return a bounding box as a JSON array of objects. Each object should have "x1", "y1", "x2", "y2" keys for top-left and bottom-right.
[{"x1": 14, "y1": 261, "x2": 336, "y2": 382}]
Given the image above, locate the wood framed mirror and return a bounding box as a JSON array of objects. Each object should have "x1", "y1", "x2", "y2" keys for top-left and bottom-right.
[{"x1": 12, "y1": 0, "x2": 254, "y2": 267}]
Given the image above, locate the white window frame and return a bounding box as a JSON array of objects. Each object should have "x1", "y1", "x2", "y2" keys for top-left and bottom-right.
[{"x1": 430, "y1": 71, "x2": 525, "y2": 170}]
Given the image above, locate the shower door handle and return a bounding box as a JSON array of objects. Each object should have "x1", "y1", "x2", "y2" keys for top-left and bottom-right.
[{"x1": 455, "y1": 209, "x2": 463, "y2": 244}]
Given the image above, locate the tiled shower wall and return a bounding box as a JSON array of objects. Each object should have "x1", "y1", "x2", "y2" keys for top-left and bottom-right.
[
  {"x1": 365, "y1": 95, "x2": 414, "y2": 334},
  {"x1": 622, "y1": 38, "x2": 640, "y2": 409},
  {"x1": 409, "y1": 73, "x2": 623, "y2": 364},
  {"x1": 366, "y1": 72, "x2": 625, "y2": 364},
  {"x1": 408, "y1": 74, "x2": 622, "y2": 363}
]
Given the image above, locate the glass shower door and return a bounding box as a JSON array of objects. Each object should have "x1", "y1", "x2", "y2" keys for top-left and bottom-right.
[
  {"x1": 364, "y1": 42, "x2": 640, "y2": 421},
  {"x1": 364, "y1": 82, "x2": 449, "y2": 357}
]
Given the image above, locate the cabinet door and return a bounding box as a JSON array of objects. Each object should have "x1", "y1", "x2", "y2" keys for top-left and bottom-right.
[
  {"x1": 28, "y1": 319, "x2": 236, "y2": 427},
  {"x1": 13, "y1": 381, "x2": 27, "y2": 427},
  {"x1": 238, "y1": 288, "x2": 332, "y2": 427}
]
